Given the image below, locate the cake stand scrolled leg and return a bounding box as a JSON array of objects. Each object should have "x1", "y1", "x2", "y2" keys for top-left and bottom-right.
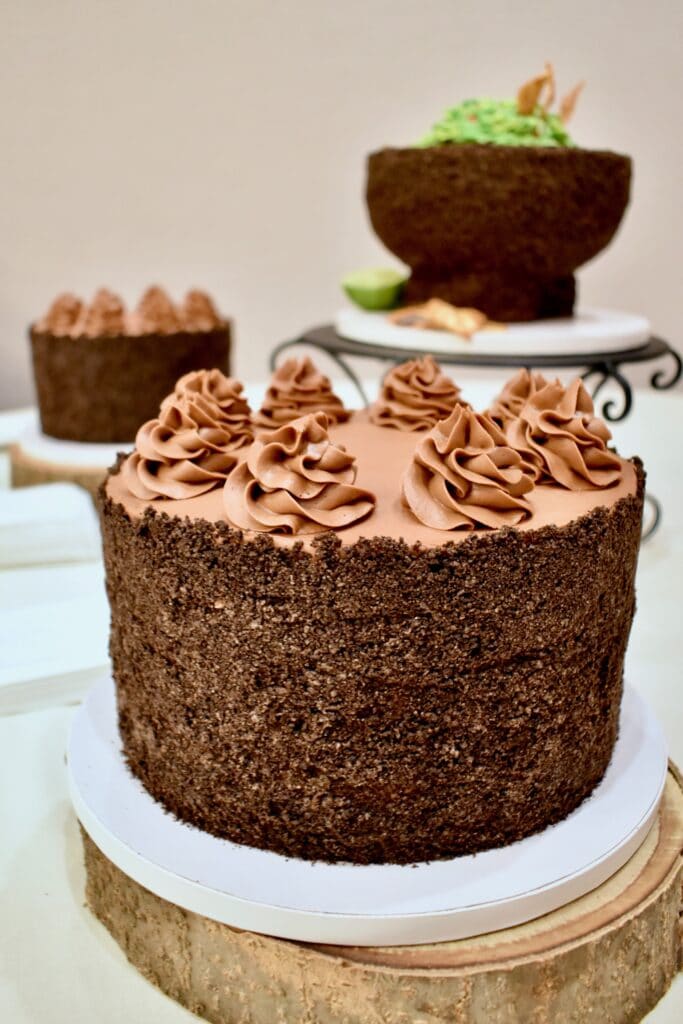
[
  {"x1": 650, "y1": 344, "x2": 683, "y2": 392},
  {"x1": 641, "y1": 493, "x2": 662, "y2": 542},
  {"x1": 582, "y1": 362, "x2": 632, "y2": 423},
  {"x1": 269, "y1": 337, "x2": 305, "y2": 371},
  {"x1": 269, "y1": 338, "x2": 370, "y2": 405}
]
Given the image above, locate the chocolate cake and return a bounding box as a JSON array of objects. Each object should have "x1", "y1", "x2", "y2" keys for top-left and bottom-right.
[
  {"x1": 99, "y1": 361, "x2": 643, "y2": 864},
  {"x1": 30, "y1": 286, "x2": 231, "y2": 443},
  {"x1": 364, "y1": 67, "x2": 631, "y2": 322}
]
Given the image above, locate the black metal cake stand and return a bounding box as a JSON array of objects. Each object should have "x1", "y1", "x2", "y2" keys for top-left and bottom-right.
[{"x1": 270, "y1": 325, "x2": 682, "y2": 539}]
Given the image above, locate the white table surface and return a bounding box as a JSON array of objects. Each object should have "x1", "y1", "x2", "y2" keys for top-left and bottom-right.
[{"x1": 1, "y1": 383, "x2": 681, "y2": 1021}]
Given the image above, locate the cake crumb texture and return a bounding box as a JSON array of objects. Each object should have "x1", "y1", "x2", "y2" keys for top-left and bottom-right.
[{"x1": 100, "y1": 465, "x2": 643, "y2": 864}]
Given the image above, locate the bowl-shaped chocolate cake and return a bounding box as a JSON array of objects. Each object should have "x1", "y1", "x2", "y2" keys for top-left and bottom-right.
[{"x1": 366, "y1": 144, "x2": 631, "y2": 321}]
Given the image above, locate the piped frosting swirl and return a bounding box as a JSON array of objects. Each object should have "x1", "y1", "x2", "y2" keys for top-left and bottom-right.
[
  {"x1": 122, "y1": 392, "x2": 249, "y2": 500},
  {"x1": 35, "y1": 293, "x2": 85, "y2": 336},
  {"x1": 163, "y1": 369, "x2": 252, "y2": 440},
  {"x1": 253, "y1": 357, "x2": 350, "y2": 431},
  {"x1": 487, "y1": 368, "x2": 550, "y2": 427},
  {"x1": 370, "y1": 356, "x2": 466, "y2": 431},
  {"x1": 403, "y1": 405, "x2": 535, "y2": 530},
  {"x1": 134, "y1": 286, "x2": 182, "y2": 335},
  {"x1": 504, "y1": 378, "x2": 623, "y2": 490},
  {"x1": 79, "y1": 288, "x2": 126, "y2": 337},
  {"x1": 224, "y1": 412, "x2": 375, "y2": 534},
  {"x1": 34, "y1": 286, "x2": 227, "y2": 338},
  {"x1": 181, "y1": 289, "x2": 224, "y2": 331}
]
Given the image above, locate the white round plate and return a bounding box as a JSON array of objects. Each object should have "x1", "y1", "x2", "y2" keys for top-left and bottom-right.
[
  {"x1": 18, "y1": 413, "x2": 130, "y2": 469},
  {"x1": 335, "y1": 307, "x2": 651, "y2": 358},
  {"x1": 68, "y1": 675, "x2": 667, "y2": 947}
]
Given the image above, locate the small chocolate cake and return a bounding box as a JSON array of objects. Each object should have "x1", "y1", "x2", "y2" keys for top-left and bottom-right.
[
  {"x1": 30, "y1": 287, "x2": 231, "y2": 443},
  {"x1": 99, "y1": 364, "x2": 643, "y2": 865}
]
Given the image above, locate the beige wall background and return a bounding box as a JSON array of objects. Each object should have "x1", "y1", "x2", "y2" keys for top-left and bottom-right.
[{"x1": 1, "y1": 0, "x2": 681, "y2": 409}]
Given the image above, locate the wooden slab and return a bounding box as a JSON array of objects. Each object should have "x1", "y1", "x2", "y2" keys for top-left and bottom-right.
[
  {"x1": 83, "y1": 766, "x2": 683, "y2": 1024},
  {"x1": 10, "y1": 443, "x2": 106, "y2": 498}
]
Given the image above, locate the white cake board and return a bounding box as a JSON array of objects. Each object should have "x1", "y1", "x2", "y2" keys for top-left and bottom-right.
[
  {"x1": 68, "y1": 675, "x2": 667, "y2": 947},
  {"x1": 335, "y1": 307, "x2": 651, "y2": 358},
  {"x1": 18, "y1": 413, "x2": 131, "y2": 469}
]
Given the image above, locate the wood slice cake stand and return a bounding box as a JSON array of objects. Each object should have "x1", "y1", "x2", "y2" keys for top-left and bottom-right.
[
  {"x1": 9, "y1": 426, "x2": 126, "y2": 499},
  {"x1": 81, "y1": 765, "x2": 683, "y2": 1024},
  {"x1": 10, "y1": 444, "x2": 106, "y2": 497}
]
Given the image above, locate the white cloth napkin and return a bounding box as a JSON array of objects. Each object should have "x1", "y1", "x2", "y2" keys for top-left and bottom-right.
[
  {"x1": 0, "y1": 483, "x2": 101, "y2": 567},
  {"x1": 0, "y1": 562, "x2": 109, "y2": 713},
  {"x1": 0, "y1": 406, "x2": 35, "y2": 449}
]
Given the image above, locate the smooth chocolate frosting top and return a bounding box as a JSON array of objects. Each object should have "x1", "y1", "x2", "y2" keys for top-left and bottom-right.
[{"x1": 109, "y1": 407, "x2": 638, "y2": 550}]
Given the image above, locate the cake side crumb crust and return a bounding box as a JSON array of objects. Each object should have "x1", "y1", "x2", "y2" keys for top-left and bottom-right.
[
  {"x1": 99, "y1": 464, "x2": 644, "y2": 864},
  {"x1": 30, "y1": 326, "x2": 231, "y2": 443}
]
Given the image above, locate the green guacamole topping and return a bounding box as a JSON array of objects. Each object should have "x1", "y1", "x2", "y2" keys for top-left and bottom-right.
[{"x1": 418, "y1": 97, "x2": 574, "y2": 148}]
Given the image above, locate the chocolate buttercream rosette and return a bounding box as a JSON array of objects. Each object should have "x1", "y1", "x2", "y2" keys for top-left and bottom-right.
[
  {"x1": 403, "y1": 405, "x2": 536, "y2": 530},
  {"x1": 224, "y1": 411, "x2": 375, "y2": 535},
  {"x1": 122, "y1": 391, "x2": 250, "y2": 501},
  {"x1": 370, "y1": 355, "x2": 467, "y2": 431},
  {"x1": 33, "y1": 285, "x2": 228, "y2": 339},
  {"x1": 181, "y1": 289, "x2": 224, "y2": 332},
  {"x1": 34, "y1": 292, "x2": 86, "y2": 337},
  {"x1": 504, "y1": 377, "x2": 623, "y2": 490},
  {"x1": 253, "y1": 357, "x2": 349, "y2": 432},
  {"x1": 132, "y1": 285, "x2": 183, "y2": 334},
  {"x1": 163, "y1": 368, "x2": 252, "y2": 431},
  {"x1": 487, "y1": 368, "x2": 551, "y2": 428},
  {"x1": 78, "y1": 288, "x2": 127, "y2": 337}
]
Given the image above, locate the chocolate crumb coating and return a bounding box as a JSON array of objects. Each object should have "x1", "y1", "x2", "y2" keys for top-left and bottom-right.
[
  {"x1": 402, "y1": 269, "x2": 576, "y2": 322},
  {"x1": 30, "y1": 327, "x2": 230, "y2": 443},
  {"x1": 100, "y1": 460, "x2": 644, "y2": 865},
  {"x1": 366, "y1": 145, "x2": 631, "y2": 322}
]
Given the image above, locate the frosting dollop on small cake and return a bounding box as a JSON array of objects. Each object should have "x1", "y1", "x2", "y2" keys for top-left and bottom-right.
[
  {"x1": 35, "y1": 293, "x2": 85, "y2": 336},
  {"x1": 134, "y1": 286, "x2": 182, "y2": 335},
  {"x1": 33, "y1": 286, "x2": 229, "y2": 339},
  {"x1": 370, "y1": 355, "x2": 466, "y2": 431},
  {"x1": 487, "y1": 368, "x2": 551, "y2": 427},
  {"x1": 181, "y1": 290, "x2": 223, "y2": 331},
  {"x1": 224, "y1": 412, "x2": 375, "y2": 535},
  {"x1": 505, "y1": 378, "x2": 623, "y2": 490},
  {"x1": 122, "y1": 392, "x2": 249, "y2": 501},
  {"x1": 80, "y1": 288, "x2": 126, "y2": 337},
  {"x1": 403, "y1": 405, "x2": 535, "y2": 530},
  {"x1": 164, "y1": 369, "x2": 252, "y2": 429},
  {"x1": 254, "y1": 357, "x2": 349, "y2": 430}
]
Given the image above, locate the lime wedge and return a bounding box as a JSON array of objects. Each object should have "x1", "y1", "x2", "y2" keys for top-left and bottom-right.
[{"x1": 342, "y1": 268, "x2": 408, "y2": 311}]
